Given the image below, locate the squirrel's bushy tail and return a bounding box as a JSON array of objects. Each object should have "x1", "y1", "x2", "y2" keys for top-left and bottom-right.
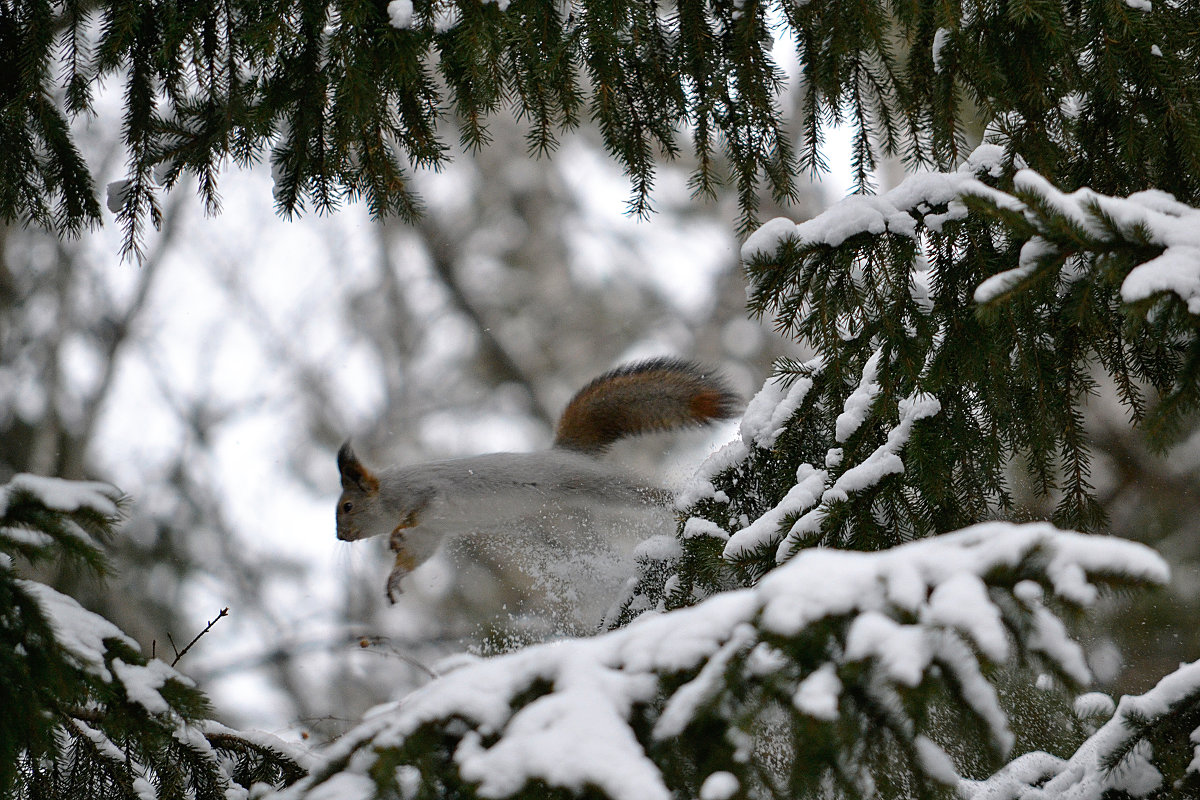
[{"x1": 553, "y1": 358, "x2": 738, "y2": 454}]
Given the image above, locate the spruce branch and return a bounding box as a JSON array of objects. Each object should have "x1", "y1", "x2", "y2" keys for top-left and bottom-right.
[
  {"x1": 2, "y1": 476, "x2": 306, "y2": 800},
  {"x1": 269, "y1": 524, "x2": 1167, "y2": 800},
  {"x1": 678, "y1": 152, "x2": 1200, "y2": 596},
  {"x1": 7, "y1": 0, "x2": 1192, "y2": 252}
]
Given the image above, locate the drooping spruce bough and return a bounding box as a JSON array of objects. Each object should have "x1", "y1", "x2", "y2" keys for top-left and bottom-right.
[
  {"x1": 268, "y1": 525, "x2": 1177, "y2": 800},
  {"x1": 5, "y1": 0, "x2": 1198, "y2": 255}
]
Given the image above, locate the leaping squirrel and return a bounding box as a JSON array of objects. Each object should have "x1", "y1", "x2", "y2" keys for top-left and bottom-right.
[{"x1": 336, "y1": 358, "x2": 738, "y2": 602}]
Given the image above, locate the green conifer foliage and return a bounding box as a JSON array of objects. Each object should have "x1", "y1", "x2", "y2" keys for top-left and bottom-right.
[
  {"x1": 13, "y1": 0, "x2": 1197, "y2": 255},
  {"x1": 269, "y1": 525, "x2": 1170, "y2": 800},
  {"x1": 662, "y1": 151, "x2": 1200, "y2": 605},
  {"x1": 0, "y1": 475, "x2": 305, "y2": 800},
  {"x1": 2, "y1": 0, "x2": 800, "y2": 255}
]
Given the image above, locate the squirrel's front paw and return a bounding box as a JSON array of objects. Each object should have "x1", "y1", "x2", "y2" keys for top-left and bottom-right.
[
  {"x1": 385, "y1": 546, "x2": 417, "y2": 604},
  {"x1": 385, "y1": 567, "x2": 407, "y2": 604}
]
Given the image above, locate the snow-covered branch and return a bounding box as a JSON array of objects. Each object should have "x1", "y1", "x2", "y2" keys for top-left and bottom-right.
[
  {"x1": 0, "y1": 473, "x2": 124, "y2": 572},
  {"x1": 2, "y1": 475, "x2": 306, "y2": 800},
  {"x1": 964, "y1": 659, "x2": 1200, "y2": 800},
  {"x1": 717, "y1": 145, "x2": 1200, "y2": 574},
  {"x1": 698, "y1": 361, "x2": 942, "y2": 565},
  {"x1": 745, "y1": 143, "x2": 1200, "y2": 328},
  {"x1": 273, "y1": 523, "x2": 1167, "y2": 800}
]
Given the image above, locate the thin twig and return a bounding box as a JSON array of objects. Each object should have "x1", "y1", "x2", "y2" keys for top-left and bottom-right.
[
  {"x1": 171, "y1": 607, "x2": 230, "y2": 667},
  {"x1": 354, "y1": 634, "x2": 439, "y2": 679}
]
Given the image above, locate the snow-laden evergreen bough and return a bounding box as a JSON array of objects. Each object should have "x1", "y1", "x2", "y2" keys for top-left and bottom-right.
[
  {"x1": 0, "y1": 475, "x2": 306, "y2": 800},
  {"x1": 666, "y1": 144, "x2": 1200, "y2": 601},
  {"x1": 963, "y1": 658, "x2": 1200, "y2": 799},
  {"x1": 267, "y1": 523, "x2": 1169, "y2": 800}
]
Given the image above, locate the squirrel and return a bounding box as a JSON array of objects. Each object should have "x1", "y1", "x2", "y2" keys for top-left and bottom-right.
[{"x1": 336, "y1": 358, "x2": 738, "y2": 603}]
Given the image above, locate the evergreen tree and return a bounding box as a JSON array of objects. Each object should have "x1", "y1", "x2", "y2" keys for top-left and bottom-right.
[{"x1": 1, "y1": 474, "x2": 305, "y2": 800}]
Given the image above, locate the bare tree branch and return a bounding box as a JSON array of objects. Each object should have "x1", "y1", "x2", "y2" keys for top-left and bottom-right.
[{"x1": 171, "y1": 607, "x2": 230, "y2": 667}]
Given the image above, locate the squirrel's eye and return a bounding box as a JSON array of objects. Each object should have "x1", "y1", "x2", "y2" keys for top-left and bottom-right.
[{"x1": 341, "y1": 501, "x2": 353, "y2": 513}]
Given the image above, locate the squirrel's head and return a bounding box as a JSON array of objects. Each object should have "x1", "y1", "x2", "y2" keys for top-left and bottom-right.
[
  {"x1": 336, "y1": 440, "x2": 381, "y2": 541},
  {"x1": 337, "y1": 440, "x2": 433, "y2": 543}
]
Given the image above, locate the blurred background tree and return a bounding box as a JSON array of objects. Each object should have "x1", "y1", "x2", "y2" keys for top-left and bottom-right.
[{"x1": 0, "y1": 98, "x2": 814, "y2": 736}]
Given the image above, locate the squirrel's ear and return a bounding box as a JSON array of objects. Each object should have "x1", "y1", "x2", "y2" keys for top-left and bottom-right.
[{"x1": 338, "y1": 440, "x2": 379, "y2": 493}]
